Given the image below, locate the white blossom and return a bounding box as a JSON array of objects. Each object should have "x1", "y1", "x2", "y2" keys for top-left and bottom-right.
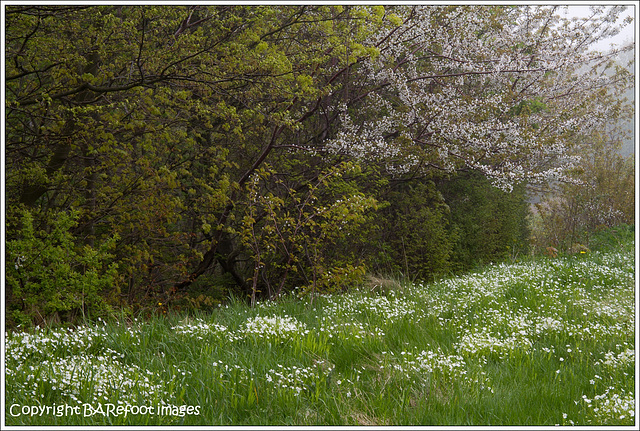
[{"x1": 321, "y1": 6, "x2": 633, "y2": 190}]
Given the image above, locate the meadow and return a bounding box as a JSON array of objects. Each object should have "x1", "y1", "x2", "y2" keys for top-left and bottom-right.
[{"x1": 4, "y1": 228, "x2": 636, "y2": 427}]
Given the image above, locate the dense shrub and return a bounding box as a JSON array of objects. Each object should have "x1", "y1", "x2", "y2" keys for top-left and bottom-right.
[
  {"x1": 5, "y1": 209, "x2": 120, "y2": 327},
  {"x1": 586, "y1": 224, "x2": 635, "y2": 254},
  {"x1": 233, "y1": 162, "x2": 378, "y2": 302},
  {"x1": 365, "y1": 173, "x2": 530, "y2": 280},
  {"x1": 440, "y1": 172, "x2": 530, "y2": 272},
  {"x1": 369, "y1": 180, "x2": 457, "y2": 280}
]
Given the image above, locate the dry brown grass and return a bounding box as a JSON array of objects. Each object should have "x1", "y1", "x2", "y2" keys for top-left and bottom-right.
[{"x1": 363, "y1": 274, "x2": 404, "y2": 295}]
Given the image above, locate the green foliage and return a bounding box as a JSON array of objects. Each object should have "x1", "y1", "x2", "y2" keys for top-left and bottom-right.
[
  {"x1": 235, "y1": 161, "x2": 378, "y2": 303},
  {"x1": 5, "y1": 208, "x2": 119, "y2": 327},
  {"x1": 508, "y1": 97, "x2": 548, "y2": 116},
  {"x1": 367, "y1": 173, "x2": 530, "y2": 280},
  {"x1": 5, "y1": 4, "x2": 391, "y2": 316},
  {"x1": 171, "y1": 272, "x2": 234, "y2": 313},
  {"x1": 441, "y1": 172, "x2": 530, "y2": 271},
  {"x1": 370, "y1": 180, "x2": 457, "y2": 280},
  {"x1": 584, "y1": 224, "x2": 634, "y2": 254}
]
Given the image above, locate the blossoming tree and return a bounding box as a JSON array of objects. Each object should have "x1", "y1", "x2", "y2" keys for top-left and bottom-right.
[{"x1": 319, "y1": 5, "x2": 633, "y2": 190}]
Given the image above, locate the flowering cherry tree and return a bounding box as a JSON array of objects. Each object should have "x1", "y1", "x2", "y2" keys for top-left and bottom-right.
[{"x1": 321, "y1": 5, "x2": 633, "y2": 190}]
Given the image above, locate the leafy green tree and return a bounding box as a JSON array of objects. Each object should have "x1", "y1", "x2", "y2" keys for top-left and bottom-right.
[{"x1": 5, "y1": 5, "x2": 388, "y2": 315}]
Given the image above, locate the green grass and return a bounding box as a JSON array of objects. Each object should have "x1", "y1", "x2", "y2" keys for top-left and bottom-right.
[{"x1": 5, "y1": 230, "x2": 636, "y2": 426}]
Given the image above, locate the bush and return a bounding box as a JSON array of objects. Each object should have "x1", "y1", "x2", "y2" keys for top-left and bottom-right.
[
  {"x1": 440, "y1": 172, "x2": 530, "y2": 271},
  {"x1": 370, "y1": 180, "x2": 457, "y2": 280},
  {"x1": 234, "y1": 162, "x2": 378, "y2": 302},
  {"x1": 5, "y1": 208, "x2": 120, "y2": 328}
]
